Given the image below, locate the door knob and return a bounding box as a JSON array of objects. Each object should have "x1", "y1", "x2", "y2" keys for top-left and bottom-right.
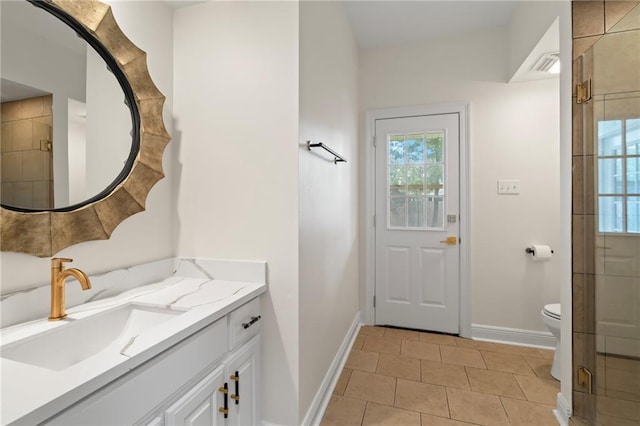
[{"x1": 440, "y1": 236, "x2": 457, "y2": 245}]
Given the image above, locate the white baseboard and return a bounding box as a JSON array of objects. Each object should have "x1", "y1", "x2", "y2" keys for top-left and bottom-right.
[
  {"x1": 554, "y1": 392, "x2": 571, "y2": 426},
  {"x1": 471, "y1": 324, "x2": 556, "y2": 349},
  {"x1": 301, "y1": 313, "x2": 361, "y2": 426}
]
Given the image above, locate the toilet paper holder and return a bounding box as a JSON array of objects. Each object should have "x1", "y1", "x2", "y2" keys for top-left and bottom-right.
[{"x1": 525, "y1": 247, "x2": 554, "y2": 254}]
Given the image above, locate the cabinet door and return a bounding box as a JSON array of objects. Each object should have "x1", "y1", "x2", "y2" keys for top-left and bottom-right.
[
  {"x1": 225, "y1": 335, "x2": 260, "y2": 426},
  {"x1": 165, "y1": 366, "x2": 226, "y2": 426}
]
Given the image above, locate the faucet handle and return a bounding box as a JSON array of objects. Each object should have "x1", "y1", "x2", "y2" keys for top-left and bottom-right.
[{"x1": 51, "y1": 257, "x2": 73, "y2": 269}]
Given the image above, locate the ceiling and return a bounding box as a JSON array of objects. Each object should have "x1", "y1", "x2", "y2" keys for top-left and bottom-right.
[{"x1": 343, "y1": 1, "x2": 519, "y2": 49}]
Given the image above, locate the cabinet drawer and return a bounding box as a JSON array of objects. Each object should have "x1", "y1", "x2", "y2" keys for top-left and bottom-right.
[{"x1": 228, "y1": 298, "x2": 261, "y2": 350}]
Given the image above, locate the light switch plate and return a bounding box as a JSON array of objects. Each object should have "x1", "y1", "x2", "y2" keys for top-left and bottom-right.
[{"x1": 497, "y1": 179, "x2": 520, "y2": 194}]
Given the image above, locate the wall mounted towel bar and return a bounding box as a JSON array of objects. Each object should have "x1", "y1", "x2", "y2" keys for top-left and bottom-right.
[{"x1": 307, "y1": 141, "x2": 347, "y2": 164}]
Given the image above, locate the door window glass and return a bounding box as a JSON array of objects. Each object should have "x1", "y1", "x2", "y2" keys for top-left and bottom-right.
[{"x1": 387, "y1": 131, "x2": 445, "y2": 229}]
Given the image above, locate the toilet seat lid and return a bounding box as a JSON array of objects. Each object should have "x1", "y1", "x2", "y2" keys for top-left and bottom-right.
[{"x1": 543, "y1": 303, "x2": 561, "y2": 319}]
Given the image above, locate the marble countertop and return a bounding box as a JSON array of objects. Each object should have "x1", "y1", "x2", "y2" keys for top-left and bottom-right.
[{"x1": 0, "y1": 269, "x2": 266, "y2": 425}]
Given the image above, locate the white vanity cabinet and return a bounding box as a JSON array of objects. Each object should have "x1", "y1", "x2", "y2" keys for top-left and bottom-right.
[
  {"x1": 45, "y1": 297, "x2": 262, "y2": 426},
  {"x1": 160, "y1": 335, "x2": 260, "y2": 426}
]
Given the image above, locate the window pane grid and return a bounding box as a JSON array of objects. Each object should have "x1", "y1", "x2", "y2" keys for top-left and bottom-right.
[
  {"x1": 597, "y1": 118, "x2": 640, "y2": 233},
  {"x1": 387, "y1": 131, "x2": 445, "y2": 229}
]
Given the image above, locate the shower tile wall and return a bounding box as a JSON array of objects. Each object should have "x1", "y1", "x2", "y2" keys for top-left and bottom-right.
[
  {"x1": 572, "y1": 1, "x2": 640, "y2": 424},
  {"x1": 0, "y1": 95, "x2": 53, "y2": 209}
]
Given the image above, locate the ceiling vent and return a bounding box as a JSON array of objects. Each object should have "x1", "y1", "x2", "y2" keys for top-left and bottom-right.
[{"x1": 531, "y1": 52, "x2": 560, "y2": 73}]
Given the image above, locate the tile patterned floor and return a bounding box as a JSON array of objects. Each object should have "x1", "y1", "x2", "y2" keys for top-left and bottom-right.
[{"x1": 321, "y1": 326, "x2": 560, "y2": 426}]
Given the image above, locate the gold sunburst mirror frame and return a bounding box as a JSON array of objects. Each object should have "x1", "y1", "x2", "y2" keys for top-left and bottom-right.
[{"x1": 0, "y1": 0, "x2": 170, "y2": 257}]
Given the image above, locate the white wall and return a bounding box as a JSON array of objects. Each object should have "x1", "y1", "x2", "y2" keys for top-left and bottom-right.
[
  {"x1": 360, "y1": 27, "x2": 562, "y2": 333},
  {"x1": 173, "y1": 3, "x2": 300, "y2": 425},
  {"x1": 0, "y1": 1, "x2": 175, "y2": 295},
  {"x1": 299, "y1": 1, "x2": 359, "y2": 421}
]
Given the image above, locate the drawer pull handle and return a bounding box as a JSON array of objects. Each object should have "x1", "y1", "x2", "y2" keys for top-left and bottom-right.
[
  {"x1": 219, "y1": 384, "x2": 229, "y2": 418},
  {"x1": 242, "y1": 315, "x2": 261, "y2": 329},
  {"x1": 231, "y1": 371, "x2": 240, "y2": 404}
]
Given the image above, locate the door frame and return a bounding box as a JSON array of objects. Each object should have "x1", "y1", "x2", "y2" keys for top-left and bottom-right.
[{"x1": 363, "y1": 102, "x2": 471, "y2": 338}]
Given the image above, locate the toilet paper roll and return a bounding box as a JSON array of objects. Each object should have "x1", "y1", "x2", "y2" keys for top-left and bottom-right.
[{"x1": 530, "y1": 244, "x2": 553, "y2": 262}]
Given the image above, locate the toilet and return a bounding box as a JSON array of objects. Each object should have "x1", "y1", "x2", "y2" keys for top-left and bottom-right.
[{"x1": 541, "y1": 303, "x2": 561, "y2": 380}]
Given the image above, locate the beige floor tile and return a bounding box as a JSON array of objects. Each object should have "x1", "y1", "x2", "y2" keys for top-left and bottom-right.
[
  {"x1": 502, "y1": 345, "x2": 545, "y2": 358},
  {"x1": 321, "y1": 395, "x2": 366, "y2": 426},
  {"x1": 447, "y1": 387, "x2": 509, "y2": 425},
  {"x1": 537, "y1": 348, "x2": 555, "y2": 360},
  {"x1": 420, "y1": 413, "x2": 477, "y2": 425},
  {"x1": 394, "y1": 379, "x2": 449, "y2": 418},
  {"x1": 353, "y1": 333, "x2": 366, "y2": 350},
  {"x1": 453, "y1": 337, "x2": 481, "y2": 349},
  {"x1": 384, "y1": 327, "x2": 421, "y2": 342},
  {"x1": 345, "y1": 349, "x2": 379, "y2": 373},
  {"x1": 421, "y1": 360, "x2": 470, "y2": 390},
  {"x1": 440, "y1": 345, "x2": 486, "y2": 369},
  {"x1": 333, "y1": 369, "x2": 352, "y2": 396},
  {"x1": 501, "y1": 397, "x2": 558, "y2": 426},
  {"x1": 514, "y1": 374, "x2": 560, "y2": 406},
  {"x1": 401, "y1": 340, "x2": 441, "y2": 362},
  {"x1": 362, "y1": 402, "x2": 421, "y2": 426},
  {"x1": 363, "y1": 335, "x2": 402, "y2": 355},
  {"x1": 419, "y1": 332, "x2": 458, "y2": 347},
  {"x1": 360, "y1": 325, "x2": 386, "y2": 337},
  {"x1": 344, "y1": 371, "x2": 396, "y2": 406},
  {"x1": 465, "y1": 367, "x2": 525, "y2": 399},
  {"x1": 456, "y1": 339, "x2": 541, "y2": 358},
  {"x1": 454, "y1": 338, "x2": 514, "y2": 352},
  {"x1": 481, "y1": 351, "x2": 535, "y2": 376},
  {"x1": 525, "y1": 356, "x2": 556, "y2": 381},
  {"x1": 376, "y1": 353, "x2": 421, "y2": 381},
  {"x1": 492, "y1": 343, "x2": 543, "y2": 358}
]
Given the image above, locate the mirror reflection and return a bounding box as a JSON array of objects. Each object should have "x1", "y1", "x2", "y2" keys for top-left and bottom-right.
[{"x1": 1, "y1": 0, "x2": 133, "y2": 210}]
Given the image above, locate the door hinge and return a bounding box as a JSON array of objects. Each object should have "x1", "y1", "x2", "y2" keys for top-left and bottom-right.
[
  {"x1": 373, "y1": 295, "x2": 376, "y2": 307},
  {"x1": 373, "y1": 214, "x2": 376, "y2": 227},
  {"x1": 576, "y1": 79, "x2": 592, "y2": 104},
  {"x1": 577, "y1": 366, "x2": 593, "y2": 394}
]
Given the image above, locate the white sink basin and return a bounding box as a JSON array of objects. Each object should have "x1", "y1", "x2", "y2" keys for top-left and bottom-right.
[{"x1": 1, "y1": 304, "x2": 184, "y2": 371}]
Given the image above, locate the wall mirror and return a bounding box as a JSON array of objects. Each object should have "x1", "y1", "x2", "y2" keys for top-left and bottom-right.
[{"x1": 0, "y1": 0, "x2": 170, "y2": 257}]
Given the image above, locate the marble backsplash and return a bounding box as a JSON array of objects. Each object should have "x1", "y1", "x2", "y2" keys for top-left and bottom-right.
[{"x1": 0, "y1": 257, "x2": 266, "y2": 328}]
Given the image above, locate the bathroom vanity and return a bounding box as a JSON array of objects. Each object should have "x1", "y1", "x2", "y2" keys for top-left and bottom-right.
[{"x1": 0, "y1": 258, "x2": 266, "y2": 425}]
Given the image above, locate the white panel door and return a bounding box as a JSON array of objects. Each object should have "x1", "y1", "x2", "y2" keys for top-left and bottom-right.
[{"x1": 375, "y1": 114, "x2": 460, "y2": 333}]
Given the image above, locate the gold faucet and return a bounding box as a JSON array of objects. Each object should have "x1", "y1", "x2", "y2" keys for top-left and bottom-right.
[{"x1": 49, "y1": 258, "x2": 92, "y2": 321}]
